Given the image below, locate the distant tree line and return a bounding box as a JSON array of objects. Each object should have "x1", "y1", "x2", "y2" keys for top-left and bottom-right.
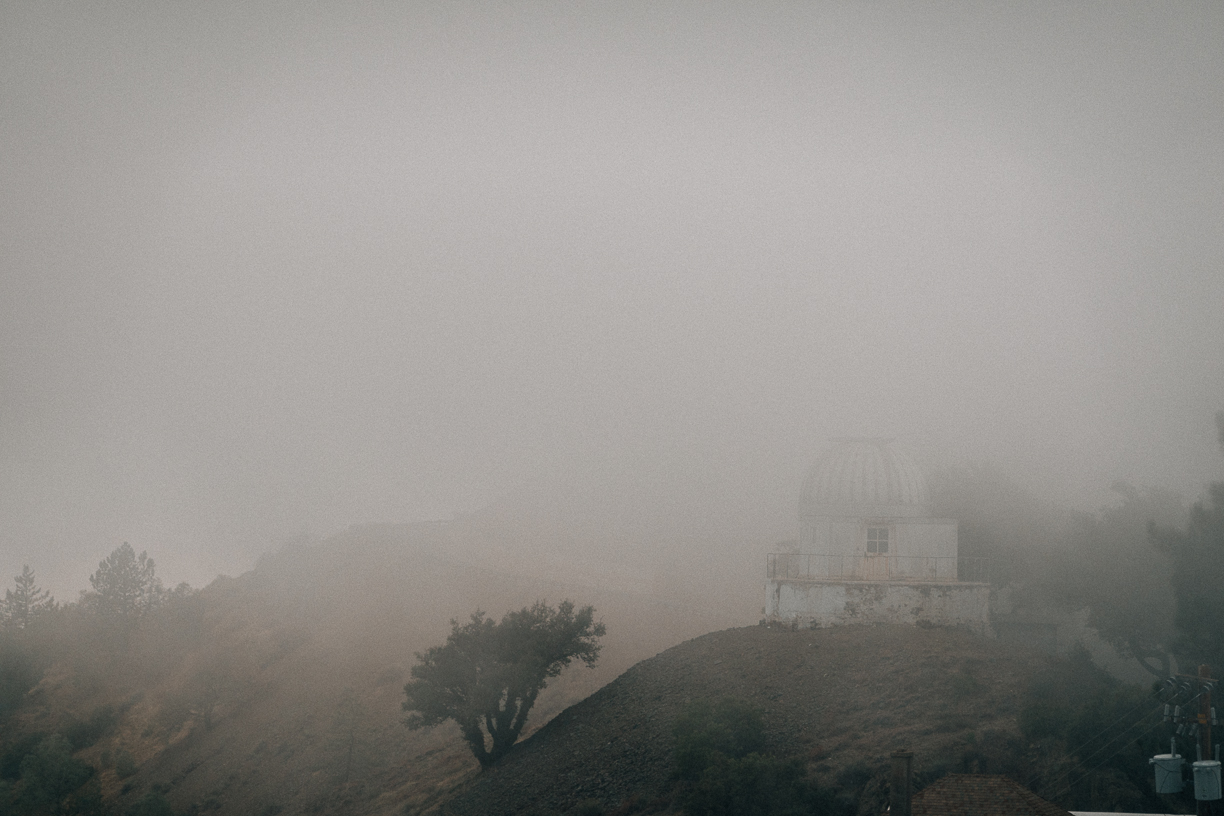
[
  {"x1": 933, "y1": 410, "x2": 1224, "y2": 680},
  {"x1": 0, "y1": 543, "x2": 200, "y2": 815},
  {"x1": 1150, "y1": 412, "x2": 1224, "y2": 674}
]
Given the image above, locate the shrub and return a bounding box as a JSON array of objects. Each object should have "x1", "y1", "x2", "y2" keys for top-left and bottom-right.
[
  {"x1": 949, "y1": 667, "x2": 982, "y2": 699},
  {"x1": 65, "y1": 705, "x2": 119, "y2": 749},
  {"x1": 115, "y1": 749, "x2": 138, "y2": 779},
  {"x1": 673, "y1": 699, "x2": 765, "y2": 780},
  {"x1": 0, "y1": 732, "x2": 47, "y2": 780},
  {"x1": 0, "y1": 639, "x2": 42, "y2": 717},
  {"x1": 672, "y1": 698, "x2": 837, "y2": 815},
  {"x1": 17, "y1": 734, "x2": 96, "y2": 813},
  {"x1": 682, "y1": 752, "x2": 833, "y2": 816},
  {"x1": 129, "y1": 789, "x2": 175, "y2": 816}
]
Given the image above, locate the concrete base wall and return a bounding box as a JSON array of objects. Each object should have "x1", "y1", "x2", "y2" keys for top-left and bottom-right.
[{"x1": 765, "y1": 579, "x2": 992, "y2": 635}]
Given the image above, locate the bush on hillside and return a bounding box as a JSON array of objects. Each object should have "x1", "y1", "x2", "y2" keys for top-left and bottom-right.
[
  {"x1": 128, "y1": 790, "x2": 175, "y2": 816},
  {"x1": 673, "y1": 698, "x2": 765, "y2": 780},
  {"x1": 9, "y1": 734, "x2": 98, "y2": 815},
  {"x1": 115, "y1": 749, "x2": 138, "y2": 779},
  {"x1": 0, "y1": 638, "x2": 42, "y2": 717},
  {"x1": 1, "y1": 733, "x2": 47, "y2": 781},
  {"x1": 683, "y1": 752, "x2": 834, "y2": 816},
  {"x1": 673, "y1": 699, "x2": 839, "y2": 816},
  {"x1": 64, "y1": 705, "x2": 118, "y2": 750}
]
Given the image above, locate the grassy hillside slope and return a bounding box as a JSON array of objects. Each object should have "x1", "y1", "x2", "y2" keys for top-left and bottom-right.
[
  {"x1": 437, "y1": 625, "x2": 1167, "y2": 816},
  {"x1": 4, "y1": 522, "x2": 746, "y2": 816}
]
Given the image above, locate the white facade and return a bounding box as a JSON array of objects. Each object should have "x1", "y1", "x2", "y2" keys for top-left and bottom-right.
[
  {"x1": 766, "y1": 438, "x2": 990, "y2": 633},
  {"x1": 768, "y1": 580, "x2": 991, "y2": 633}
]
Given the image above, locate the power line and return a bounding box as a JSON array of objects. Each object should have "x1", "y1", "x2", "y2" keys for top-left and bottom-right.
[
  {"x1": 1024, "y1": 697, "x2": 1167, "y2": 791},
  {"x1": 1053, "y1": 715, "x2": 1170, "y2": 801}
]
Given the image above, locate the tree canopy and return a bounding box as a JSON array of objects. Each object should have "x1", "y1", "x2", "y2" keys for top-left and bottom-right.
[
  {"x1": 1, "y1": 567, "x2": 55, "y2": 630},
  {"x1": 1061, "y1": 483, "x2": 1183, "y2": 677},
  {"x1": 403, "y1": 600, "x2": 605, "y2": 768},
  {"x1": 1150, "y1": 411, "x2": 1224, "y2": 672},
  {"x1": 85, "y1": 543, "x2": 163, "y2": 620}
]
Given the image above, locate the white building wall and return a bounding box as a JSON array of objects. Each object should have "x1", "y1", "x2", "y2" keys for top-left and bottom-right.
[
  {"x1": 895, "y1": 518, "x2": 958, "y2": 579},
  {"x1": 803, "y1": 517, "x2": 831, "y2": 552},
  {"x1": 765, "y1": 579, "x2": 991, "y2": 635},
  {"x1": 829, "y1": 520, "x2": 859, "y2": 553},
  {"x1": 896, "y1": 519, "x2": 957, "y2": 558},
  {"x1": 797, "y1": 517, "x2": 959, "y2": 580}
]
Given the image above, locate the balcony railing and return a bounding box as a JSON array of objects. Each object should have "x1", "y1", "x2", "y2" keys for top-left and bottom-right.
[{"x1": 766, "y1": 553, "x2": 989, "y2": 584}]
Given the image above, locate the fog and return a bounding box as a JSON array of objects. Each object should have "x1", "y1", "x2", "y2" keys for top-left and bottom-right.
[{"x1": 3, "y1": 2, "x2": 1223, "y2": 598}]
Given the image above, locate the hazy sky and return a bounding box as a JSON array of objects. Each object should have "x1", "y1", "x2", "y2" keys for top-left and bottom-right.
[{"x1": 3, "y1": 2, "x2": 1223, "y2": 597}]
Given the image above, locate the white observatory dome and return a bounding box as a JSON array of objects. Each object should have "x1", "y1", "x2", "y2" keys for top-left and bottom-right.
[{"x1": 800, "y1": 438, "x2": 930, "y2": 517}]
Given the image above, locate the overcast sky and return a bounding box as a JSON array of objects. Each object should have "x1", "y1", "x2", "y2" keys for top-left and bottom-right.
[{"x1": 3, "y1": 2, "x2": 1223, "y2": 597}]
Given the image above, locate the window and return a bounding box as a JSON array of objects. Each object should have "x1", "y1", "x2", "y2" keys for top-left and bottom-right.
[{"x1": 866, "y1": 526, "x2": 889, "y2": 554}]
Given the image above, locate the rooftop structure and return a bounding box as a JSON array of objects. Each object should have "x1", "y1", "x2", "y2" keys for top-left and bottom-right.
[{"x1": 911, "y1": 774, "x2": 1074, "y2": 816}]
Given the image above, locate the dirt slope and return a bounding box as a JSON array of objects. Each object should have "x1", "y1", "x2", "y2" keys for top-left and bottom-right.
[{"x1": 437, "y1": 624, "x2": 1065, "y2": 816}]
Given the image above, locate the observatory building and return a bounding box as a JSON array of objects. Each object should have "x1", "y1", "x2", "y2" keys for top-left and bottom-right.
[{"x1": 765, "y1": 439, "x2": 991, "y2": 633}]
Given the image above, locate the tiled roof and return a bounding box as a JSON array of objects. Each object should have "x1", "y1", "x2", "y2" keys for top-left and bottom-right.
[{"x1": 911, "y1": 774, "x2": 1074, "y2": 816}]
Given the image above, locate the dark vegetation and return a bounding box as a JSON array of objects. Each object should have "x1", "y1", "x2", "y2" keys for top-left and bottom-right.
[
  {"x1": 931, "y1": 416, "x2": 1224, "y2": 680},
  {"x1": 403, "y1": 601, "x2": 606, "y2": 768},
  {"x1": 1017, "y1": 648, "x2": 1188, "y2": 813},
  {"x1": 456, "y1": 623, "x2": 1207, "y2": 815},
  {"x1": 673, "y1": 698, "x2": 839, "y2": 816},
  {"x1": 440, "y1": 624, "x2": 1201, "y2": 816},
  {"x1": 672, "y1": 698, "x2": 766, "y2": 781},
  {"x1": 1149, "y1": 412, "x2": 1224, "y2": 674},
  {"x1": 0, "y1": 546, "x2": 205, "y2": 815},
  {"x1": 0, "y1": 412, "x2": 1221, "y2": 814},
  {"x1": 0, "y1": 523, "x2": 742, "y2": 816}
]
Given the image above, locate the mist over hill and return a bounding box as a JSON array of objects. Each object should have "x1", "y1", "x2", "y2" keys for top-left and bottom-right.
[
  {"x1": 4, "y1": 1, "x2": 1224, "y2": 601},
  {"x1": 0, "y1": 521, "x2": 743, "y2": 816},
  {"x1": 2, "y1": 453, "x2": 1220, "y2": 816},
  {"x1": 4, "y1": 6, "x2": 1224, "y2": 814},
  {"x1": 439, "y1": 625, "x2": 1180, "y2": 816}
]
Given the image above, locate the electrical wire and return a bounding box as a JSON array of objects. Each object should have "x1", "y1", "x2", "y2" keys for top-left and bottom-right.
[
  {"x1": 1063, "y1": 697, "x2": 1167, "y2": 762},
  {"x1": 1031, "y1": 700, "x2": 1168, "y2": 794},
  {"x1": 1028, "y1": 678, "x2": 1215, "y2": 802},
  {"x1": 1052, "y1": 715, "x2": 1171, "y2": 801},
  {"x1": 1023, "y1": 698, "x2": 1167, "y2": 790}
]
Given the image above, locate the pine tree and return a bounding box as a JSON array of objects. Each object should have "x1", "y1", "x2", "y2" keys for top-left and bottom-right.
[
  {"x1": 1, "y1": 565, "x2": 55, "y2": 629},
  {"x1": 87, "y1": 543, "x2": 164, "y2": 620}
]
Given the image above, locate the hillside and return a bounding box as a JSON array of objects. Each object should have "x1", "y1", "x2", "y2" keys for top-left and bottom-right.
[
  {"x1": 3, "y1": 521, "x2": 749, "y2": 816},
  {"x1": 435, "y1": 624, "x2": 1149, "y2": 816},
  {"x1": 3, "y1": 522, "x2": 1176, "y2": 816}
]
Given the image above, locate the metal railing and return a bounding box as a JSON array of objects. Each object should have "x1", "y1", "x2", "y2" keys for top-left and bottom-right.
[{"x1": 766, "y1": 553, "x2": 989, "y2": 584}]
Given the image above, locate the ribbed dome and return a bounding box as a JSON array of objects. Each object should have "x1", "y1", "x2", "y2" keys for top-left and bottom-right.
[{"x1": 800, "y1": 439, "x2": 930, "y2": 515}]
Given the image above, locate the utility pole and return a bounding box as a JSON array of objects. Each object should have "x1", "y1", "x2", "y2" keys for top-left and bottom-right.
[
  {"x1": 1196, "y1": 665, "x2": 1217, "y2": 816},
  {"x1": 1165, "y1": 666, "x2": 1221, "y2": 815}
]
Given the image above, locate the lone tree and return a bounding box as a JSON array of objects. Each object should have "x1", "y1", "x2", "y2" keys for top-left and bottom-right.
[{"x1": 403, "y1": 600, "x2": 605, "y2": 768}]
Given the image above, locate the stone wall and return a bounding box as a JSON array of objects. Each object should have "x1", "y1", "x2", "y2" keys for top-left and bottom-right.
[{"x1": 765, "y1": 579, "x2": 992, "y2": 635}]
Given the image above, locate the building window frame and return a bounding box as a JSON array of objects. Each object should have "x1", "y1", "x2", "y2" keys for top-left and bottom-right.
[{"x1": 865, "y1": 524, "x2": 891, "y2": 555}]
